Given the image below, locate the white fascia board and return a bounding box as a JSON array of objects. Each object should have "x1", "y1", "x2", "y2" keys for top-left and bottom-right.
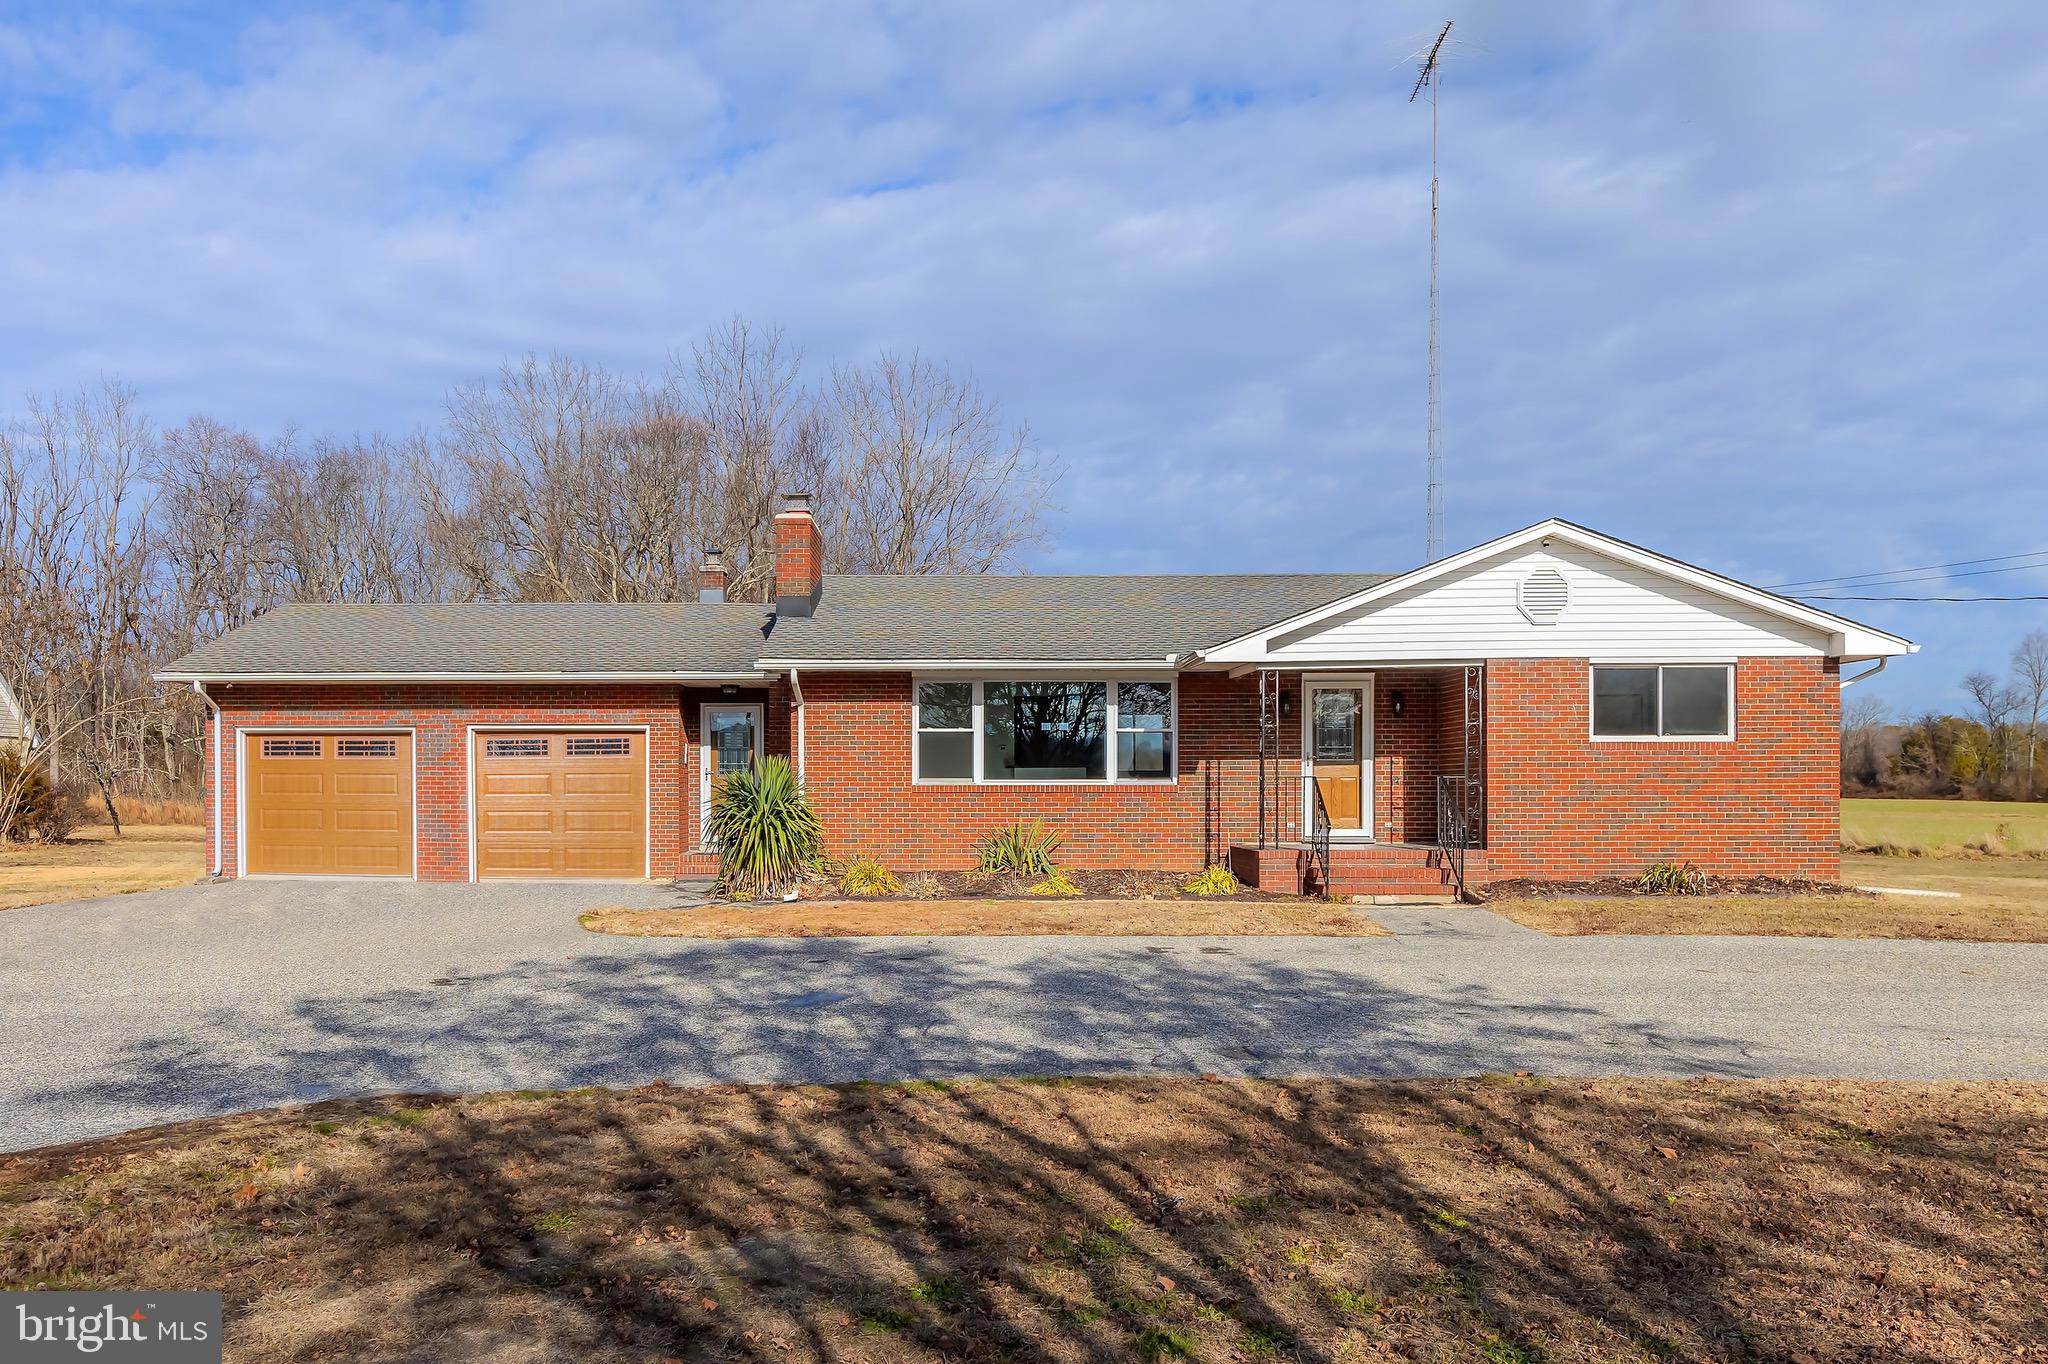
[
  {"x1": 754, "y1": 657, "x2": 1181, "y2": 672},
  {"x1": 1198, "y1": 519, "x2": 1918, "y2": 664},
  {"x1": 153, "y1": 670, "x2": 770, "y2": 684}
]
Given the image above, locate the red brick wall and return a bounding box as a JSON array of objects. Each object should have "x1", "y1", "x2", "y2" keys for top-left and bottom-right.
[
  {"x1": 1482, "y1": 656, "x2": 1841, "y2": 881},
  {"x1": 207, "y1": 685, "x2": 688, "y2": 881},
  {"x1": 797, "y1": 671, "x2": 1316, "y2": 869}
]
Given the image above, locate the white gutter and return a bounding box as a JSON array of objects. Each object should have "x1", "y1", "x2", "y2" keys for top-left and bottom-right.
[
  {"x1": 753, "y1": 657, "x2": 1180, "y2": 672},
  {"x1": 192, "y1": 681, "x2": 222, "y2": 877},
  {"x1": 155, "y1": 670, "x2": 769, "y2": 684},
  {"x1": 788, "y1": 669, "x2": 805, "y2": 779},
  {"x1": 1841, "y1": 658, "x2": 1888, "y2": 687}
]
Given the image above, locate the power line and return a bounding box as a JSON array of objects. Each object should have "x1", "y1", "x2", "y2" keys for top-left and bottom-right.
[
  {"x1": 1795, "y1": 593, "x2": 2048, "y2": 602},
  {"x1": 1778, "y1": 559, "x2": 2048, "y2": 591},
  {"x1": 1767, "y1": 547, "x2": 2048, "y2": 590}
]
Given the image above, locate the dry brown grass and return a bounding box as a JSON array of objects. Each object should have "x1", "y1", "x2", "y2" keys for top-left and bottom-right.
[
  {"x1": 112, "y1": 795, "x2": 205, "y2": 827},
  {"x1": 3, "y1": 1077, "x2": 2041, "y2": 1363},
  {"x1": 583, "y1": 897, "x2": 1389, "y2": 938},
  {"x1": 1491, "y1": 853, "x2": 2048, "y2": 942},
  {"x1": 0, "y1": 823, "x2": 203, "y2": 912}
]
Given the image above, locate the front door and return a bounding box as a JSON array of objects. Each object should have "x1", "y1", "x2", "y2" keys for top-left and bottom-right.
[
  {"x1": 699, "y1": 703, "x2": 764, "y2": 842},
  {"x1": 1308, "y1": 683, "x2": 1370, "y2": 836}
]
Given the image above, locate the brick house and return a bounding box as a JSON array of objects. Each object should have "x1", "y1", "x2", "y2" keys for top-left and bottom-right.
[{"x1": 160, "y1": 497, "x2": 1914, "y2": 895}]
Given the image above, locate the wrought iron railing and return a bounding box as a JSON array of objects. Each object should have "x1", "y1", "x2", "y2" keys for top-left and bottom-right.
[
  {"x1": 1435, "y1": 773, "x2": 1482, "y2": 899},
  {"x1": 1308, "y1": 779, "x2": 1332, "y2": 899}
]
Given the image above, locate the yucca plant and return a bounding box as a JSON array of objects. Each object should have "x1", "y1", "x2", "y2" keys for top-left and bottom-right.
[
  {"x1": 838, "y1": 855, "x2": 903, "y2": 898},
  {"x1": 975, "y1": 818, "x2": 1064, "y2": 876},
  {"x1": 1182, "y1": 865, "x2": 1240, "y2": 897},
  {"x1": 707, "y1": 756, "x2": 824, "y2": 899},
  {"x1": 1637, "y1": 860, "x2": 1708, "y2": 896}
]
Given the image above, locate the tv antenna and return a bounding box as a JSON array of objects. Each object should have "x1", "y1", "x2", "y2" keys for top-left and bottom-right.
[{"x1": 1411, "y1": 19, "x2": 1453, "y2": 561}]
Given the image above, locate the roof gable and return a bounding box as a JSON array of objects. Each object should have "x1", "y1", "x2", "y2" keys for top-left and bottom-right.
[{"x1": 1200, "y1": 520, "x2": 1916, "y2": 665}]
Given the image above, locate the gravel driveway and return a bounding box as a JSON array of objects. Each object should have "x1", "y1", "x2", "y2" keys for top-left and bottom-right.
[{"x1": 3, "y1": 879, "x2": 2045, "y2": 1151}]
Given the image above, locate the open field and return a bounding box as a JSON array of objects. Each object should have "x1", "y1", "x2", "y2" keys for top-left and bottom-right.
[
  {"x1": 3, "y1": 1077, "x2": 2040, "y2": 1363},
  {"x1": 0, "y1": 824, "x2": 202, "y2": 912},
  {"x1": 1492, "y1": 852, "x2": 2048, "y2": 942},
  {"x1": 1843, "y1": 796, "x2": 2048, "y2": 854},
  {"x1": 583, "y1": 897, "x2": 1390, "y2": 938}
]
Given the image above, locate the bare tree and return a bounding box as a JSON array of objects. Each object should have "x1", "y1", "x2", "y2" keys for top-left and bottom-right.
[
  {"x1": 1961, "y1": 670, "x2": 2022, "y2": 798},
  {"x1": 2013, "y1": 630, "x2": 2048, "y2": 800},
  {"x1": 684, "y1": 317, "x2": 813, "y2": 602},
  {"x1": 1840, "y1": 693, "x2": 1890, "y2": 790},
  {"x1": 822, "y1": 350, "x2": 1056, "y2": 576}
]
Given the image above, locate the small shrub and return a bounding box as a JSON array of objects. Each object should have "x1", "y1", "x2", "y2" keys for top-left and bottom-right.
[
  {"x1": 0, "y1": 750, "x2": 83, "y2": 844},
  {"x1": 837, "y1": 855, "x2": 903, "y2": 897},
  {"x1": 1638, "y1": 860, "x2": 1708, "y2": 895},
  {"x1": 976, "y1": 818, "x2": 1064, "y2": 875},
  {"x1": 708, "y1": 756, "x2": 824, "y2": 899},
  {"x1": 1182, "y1": 865, "x2": 1240, "y2": 896},
  {"x1": 1027, "y1": 869, "x2": 1081, "y2": 898},
  {"x1": 902, "y1": 871, "x2": 942, "y2": 898}
]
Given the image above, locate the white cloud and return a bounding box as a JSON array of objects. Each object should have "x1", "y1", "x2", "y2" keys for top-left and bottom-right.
[{"x1": 1, "y1": 0, "x2": 2044, "y2": 707}]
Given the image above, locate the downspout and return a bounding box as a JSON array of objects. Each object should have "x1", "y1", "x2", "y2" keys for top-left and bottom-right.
[
  {"x1": 192, "y1": 681, "x2": 222, "y2": 877},
  {"x1": 1841, "y1": 658, "x2": 1887, "y2": 687},
  {"x1": 788, "y1": 669, "x2": 805, "y2": 780}
]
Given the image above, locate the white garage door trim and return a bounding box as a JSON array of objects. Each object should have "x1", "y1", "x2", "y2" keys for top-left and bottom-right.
[
  {"x1": 464, "y1": 723, "x2": 654, "y2": 882},
  {"x1": 234, "y1": 725, "x2": 419, "y2": 880}
]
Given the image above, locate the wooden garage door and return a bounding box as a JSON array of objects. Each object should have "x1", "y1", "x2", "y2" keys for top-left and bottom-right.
[
  {"x1": 473, "y1": 731, "x2": 646, "y2": 878},
  {"x1": 244, "y1": 733, "x2": 414, "y2": 876}
]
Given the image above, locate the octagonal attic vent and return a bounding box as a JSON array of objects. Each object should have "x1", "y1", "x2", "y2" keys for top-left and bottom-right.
[{"x1": 1517, "y1": 567, "x2": 1570, "y2": 625}]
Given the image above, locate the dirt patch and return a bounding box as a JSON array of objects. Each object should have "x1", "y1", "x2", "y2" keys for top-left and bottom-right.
[
  {"x1": 1492, "y1": 855, "x2": 2048, "y2": 941},
  {"x1": 1481, "y1": 873, "x2": 1867, "y2": 900},
  {"x1": 4, "y1": 1077, "x2": 2042, "y2": 1362},
  {"x1": 583, "y1": 897, "x2": 1388, "y2": 938},
  {"x1": 0, "y1": 823, "x2": 203, "y2": 912}
]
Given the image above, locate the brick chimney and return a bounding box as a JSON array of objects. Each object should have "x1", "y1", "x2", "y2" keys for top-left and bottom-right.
[
  {"x1": 696, "y1": 549, "x2": 728, "y2": 603},
  {"x1": 774, "y1": 492, "x2": 823, "y2": 618}
]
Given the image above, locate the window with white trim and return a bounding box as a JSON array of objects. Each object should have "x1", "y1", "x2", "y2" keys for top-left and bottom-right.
[
  {"x1": 911, "y1": 678, "x2": 1176, "y2": 783},
  {"x1": 915, "y1": 682, "x2": 974, "y2": 780},
  {"x1": 1591, "y1": 665, "x2": 1733, "y2": 739}
]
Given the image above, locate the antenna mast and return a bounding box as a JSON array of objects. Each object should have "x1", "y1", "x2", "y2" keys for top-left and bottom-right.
[{"x1": 1411, "y1": 19, "x2": 1452, "y2": 561}]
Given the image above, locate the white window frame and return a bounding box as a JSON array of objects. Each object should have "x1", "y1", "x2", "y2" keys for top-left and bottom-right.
[
  {"x1": 1588, "y1": 662, "x2": 1736, "y2": 743},
  {"x1": 909, "y1": 673, "x2": 1179, "y2": 785},
  {"x1": 696, "y1": 704, "x2": 764, "y2": 845}
]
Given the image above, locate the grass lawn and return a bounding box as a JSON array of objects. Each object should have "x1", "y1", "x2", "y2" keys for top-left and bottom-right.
[
  {"x1": 1843, "y1": 796, "x2": 2048, "y2": 854},
  {"x1": 3, "y1": 1077, "x2": 2040, "y2": 1363},
  {"x1": 1490, "y1": 853, "x2": 2048, "y2": 942},
  {"x1": 0, "y1": 823, "x2": 203, "y2": 911},
  {"x1": 583, "y1": 898, "x2": 1390, "y2": 938}
]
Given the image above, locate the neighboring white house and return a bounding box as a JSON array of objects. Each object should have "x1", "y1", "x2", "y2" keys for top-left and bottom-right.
[{"x1": 0, "y1": 676, "x2": 33, "y2": 755}]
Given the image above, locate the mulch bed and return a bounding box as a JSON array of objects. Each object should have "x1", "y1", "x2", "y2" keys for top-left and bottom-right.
[
  {"x1": 731, "y1": 868, "x2": 1306, "y2": 904},
  {"x1": 1480, "y1": 874, "x2": 1873, "y2": 900},
  {"x1": 4, "y1": 1077, "x2": 2043, "y2": 1362}
]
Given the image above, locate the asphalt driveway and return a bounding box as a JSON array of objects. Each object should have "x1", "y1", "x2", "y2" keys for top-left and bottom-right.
[{"x1": 3, "y1": 879, "x2": 2045, "y2": 1151}]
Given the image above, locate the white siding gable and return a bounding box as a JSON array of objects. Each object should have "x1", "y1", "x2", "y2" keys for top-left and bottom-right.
[
  {"x1": 0, "y1": 680, "x2": 24, "y2": 745},
  {"x1": 1264, "y1": 540, "x2": 1832, "y2": 662}
]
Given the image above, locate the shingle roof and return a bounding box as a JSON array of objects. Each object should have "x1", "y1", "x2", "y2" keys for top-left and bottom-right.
[
  {"x1": 762, "y1": 574, "x2": 1393, "y2": 662},
  {"x1": 159, "y1": 602, "x2": 772, "y2": 677},
  {"x1": 157, "y1": 572, "x2": 1395, "y2": 678}
]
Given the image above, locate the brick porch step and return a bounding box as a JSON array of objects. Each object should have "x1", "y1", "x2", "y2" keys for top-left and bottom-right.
[{"x1": 1229, "y1": 841, "x2": 1487, "y2": 897}]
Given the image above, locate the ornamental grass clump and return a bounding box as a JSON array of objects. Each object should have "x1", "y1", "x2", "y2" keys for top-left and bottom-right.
[
  {"x1": 837, "y1": 855, "x2": 903, "y2": 898},
  {"x1": 1027, "y1": 869, "x2": 1082, "y2": 898},
  {"x1": 1182, "y1": 865, "x2": 1240, "y2": 897},
  {"x1": 1637, "y1": 860, "x2": 1709, "y2": 896},
  {"x1": 976, "y1": 819, "x2": 1064, "y2": 876},
  {"x1": 708, "y1": 756, "x2": 824, "y2": 899}
]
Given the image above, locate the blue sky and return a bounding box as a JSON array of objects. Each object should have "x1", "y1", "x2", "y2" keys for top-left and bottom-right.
[{"x1": 3, "y1": 1, "x2": 2044, "y2": 715}]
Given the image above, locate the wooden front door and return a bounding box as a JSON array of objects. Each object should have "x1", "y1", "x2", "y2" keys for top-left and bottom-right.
[
  {"x1": 699, "y1": 704, "x2": 763, "y2": 842},
  {"x1": 244, "y1": 732, "x2": 413, "y2": 876},
  {"x1": 1309, "y1": 686, "x2": 1366, "y2": 833},
  {"x1": 473, "y1": 730, "x2": 646, "y2": 878}
]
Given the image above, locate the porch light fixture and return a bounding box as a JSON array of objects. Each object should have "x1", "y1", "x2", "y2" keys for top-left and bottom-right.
[
  {"x1": 719, "y1": 684, "x2": 739, "y2": 697},
  {"x1": 1389, "y1": 689, "x2": 1406, "y2": 718}
]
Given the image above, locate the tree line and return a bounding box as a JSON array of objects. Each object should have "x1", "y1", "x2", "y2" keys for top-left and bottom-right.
[
  {"x1": 0, "y1": 318, "x2": 1055, "y2": 826},
  {"x1": 1843, "y1": 629, "x2": 2048, "y2": 800}
]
